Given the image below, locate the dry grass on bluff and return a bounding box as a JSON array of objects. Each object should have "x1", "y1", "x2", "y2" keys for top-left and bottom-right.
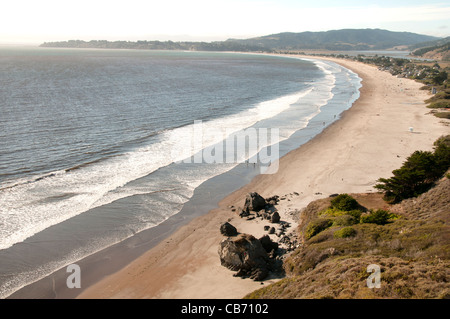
[{"x1": 245, "y1": 177, "x2": 450, "y2": 299}]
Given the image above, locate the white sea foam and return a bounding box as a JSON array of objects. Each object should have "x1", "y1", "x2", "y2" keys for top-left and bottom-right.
[
  {"x1": 0, "y1": 58, "x2": 355, "y2": 251},
  {"x1": 0, "y1": 86, "x2": 314, "y2": 250},
  {"x1": 0, "y1": 58, "x2": 359, "y2": 252}
]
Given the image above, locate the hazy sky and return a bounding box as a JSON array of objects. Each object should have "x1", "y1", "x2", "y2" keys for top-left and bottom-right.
[{"x1": 2, "y1": 0, "x2": 450, "y2": 44}]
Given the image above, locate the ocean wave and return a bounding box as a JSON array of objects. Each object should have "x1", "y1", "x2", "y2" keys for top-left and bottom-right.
[
  {"x1": 0, "y1": 57, "x2": 361, "y2": 298},
  {"x1": 0, "y1": 58, "x2": 357, "y2": 252},
  {"x1": 0, "y1": 86, "x2": 315, "y2": 251}
]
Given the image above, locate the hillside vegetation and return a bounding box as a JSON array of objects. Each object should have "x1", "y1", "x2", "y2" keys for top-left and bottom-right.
[
  {"x1": 246, "y1": 137, "x2": 450, "y2": 299},
  {"x1": 231, "y1": 29, "x2": 438, "y2": 51},
  {"x1": 412, "y1": 37, "x2": 450, "y2": 61},
  {"x1": 375, "y1": 136, "x2": 450, "y2": 203}
]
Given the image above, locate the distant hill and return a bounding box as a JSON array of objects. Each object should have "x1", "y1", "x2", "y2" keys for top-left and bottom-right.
[
  {"x1": 408, "y1": 36, "x2": 450, "y2": 51},
  {"x1": 40, "y1": 29, "x2": 440, "y2": 52},
  {"x1": 227, "y1": 29, "x2": 439, "y2": 51},
  {"x1": 411, "y1": 37, "x2": 450, "y2": 61}
]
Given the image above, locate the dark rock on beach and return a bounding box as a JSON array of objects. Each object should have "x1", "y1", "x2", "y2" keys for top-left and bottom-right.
[
  {"x1": 270, "y1": 211, "x2": 280, "y2": 223},
  {"x1": 220, "y1": 222, "x2": 238, "y2": 236},
  {"x1": 218, "y1": 234, "x2": 272, "y2": 281},
  {"x1": 259, "y1": 235, "x2": 279, "y2": 253},
  {"x1": 243, "y1": 192, "x2": 266, "y2": 212},
  {"x1": 266, "y1": 195, "x2": 280, "y2": 206},
  {"x1": 239, "y1": 210, "x2": 250, "y2": 218}
]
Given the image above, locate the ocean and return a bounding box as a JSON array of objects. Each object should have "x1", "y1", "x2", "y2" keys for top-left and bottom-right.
[{"x1": 0, "y1": 47, "x2": 361, "y2": 298}]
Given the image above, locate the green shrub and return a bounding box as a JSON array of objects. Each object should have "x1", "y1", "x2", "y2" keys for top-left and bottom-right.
[
  {"x1": 320, "y1": 198, "x2": 363, "y2": 227},
  {"x1": 425, "y1": 90, "x2": 450, "y2": 103},
  {"x1": 434, "y1": 112, "x2": 450, "y2": 119},
  {"x1": 305, "y1": 219, "x2": 333, "y2": 240},
  {"x1": 427, "y1": 100, "x2": 450, "y2": 109},
  {"x1": 346, "y1": 209, "x2": 363, "y2": 220},
  {"x1": 432, "y1": 71, "x2": 448, "y2": 86},
  {"x1": 433, "y1": 135, "x2": 450, "y2": 174},
  {"x1": 360, "y1": 209, "x2": 395, "y2": 225},
  {"x1": 320, "y1": 207, "x2": 362, "y2": 219},
  {"x1": 334, "y1": 227, "x2": 357, "y2": 238},
  {"x1": 320, "y1": 207, "x2": 347, "y2": 217},
  {"x1": 333, "y1": 214, "x2": 358, "y2": 226},
  {"x1": 376, "y1": 136, "x2": 450, "y2": 203},
  {"x1": 330, "y1": 194, "x2": 360, "y2": 211},
  {"x1": 375, "y1": 145, "x2": 448, "y2": 203}
]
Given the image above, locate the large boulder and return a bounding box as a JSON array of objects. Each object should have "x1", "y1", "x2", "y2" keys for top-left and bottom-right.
[
  {"x1": 218, "y1": 234, "x2": 270, "y2": 281},
  {"x1": 243, "y1": 192, "x2": 266, "y2": 212}
]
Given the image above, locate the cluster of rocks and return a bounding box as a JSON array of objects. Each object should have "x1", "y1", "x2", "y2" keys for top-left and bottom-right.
[
  {"x1": 238, "y1": 192, "x2": 280, "y2": 221},
  {"x1": 240, "y1": 192, "x2": 298, "y2": 251},
  {"x1": 218, "y1": 232, "x2": 281, "y2": 281},
  {"x1": 264, "y1": 223, "x2": 299, "y2": 252},
  {"x1": 218, "y1": 192, "x2": 300, "y2": 281}
]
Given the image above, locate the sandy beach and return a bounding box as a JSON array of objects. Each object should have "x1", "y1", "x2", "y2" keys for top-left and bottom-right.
[{"x1": 78, "y1": 56, "x2": 449, "y2": 299}]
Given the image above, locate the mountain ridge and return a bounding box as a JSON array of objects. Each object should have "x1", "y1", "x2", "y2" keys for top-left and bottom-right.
[
  {"x1": 40, "y1": 28, "x2": 440, "y2": 52},
  {"x1": 227, "y1": 28, "x2": 440, "y2": 51}
]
